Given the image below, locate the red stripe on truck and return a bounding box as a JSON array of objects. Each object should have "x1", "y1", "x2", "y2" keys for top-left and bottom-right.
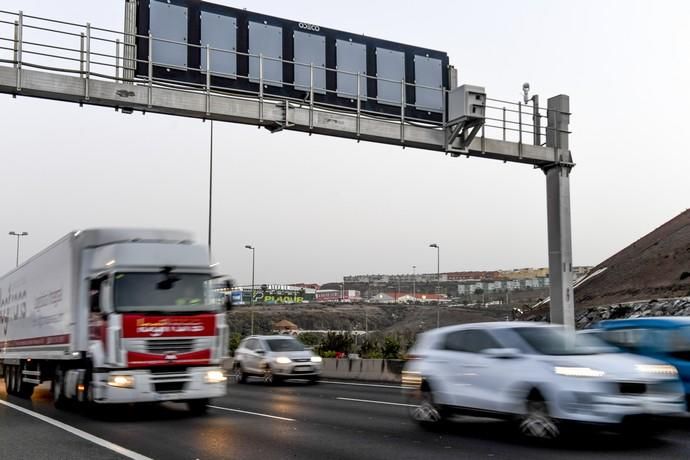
[
  {"x1": 3, "y1": 334, "x2": 70, "y2": 348},
  {"x1": 122, "y1": 314, "x2": 216, "y2": 338}
]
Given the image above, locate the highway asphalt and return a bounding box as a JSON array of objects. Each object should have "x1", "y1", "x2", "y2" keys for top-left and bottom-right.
[{"x1": 3, "y1": 377, "x2": 690, "y2": 459}]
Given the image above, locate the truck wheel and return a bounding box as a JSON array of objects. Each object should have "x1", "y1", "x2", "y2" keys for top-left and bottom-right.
[
  {"x1": 52, "y1": 368, "x2": 68, "y2": 409},
  {"x1": 5, "y1": 365, "x2": 17, "y2": 395},
  {"x1": 188, "y1": 398, "x2": 209, "y2": 415}
]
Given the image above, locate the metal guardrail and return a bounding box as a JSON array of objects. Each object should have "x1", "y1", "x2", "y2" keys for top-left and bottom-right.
[{"x1": 0, "y1": 9, "x2": 570, "y2": 151}]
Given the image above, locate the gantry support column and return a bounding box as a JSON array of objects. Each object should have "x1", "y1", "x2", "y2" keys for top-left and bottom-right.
[{"x1": 544, "y1": 94, "x2": 574, "y2": 327}]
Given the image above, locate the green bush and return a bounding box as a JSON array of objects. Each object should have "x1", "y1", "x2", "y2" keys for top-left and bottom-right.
[
  {"x1": 298, "y1": 332, "x2": 323, "y2": 347},
  {"x1": 320, "y1": 350, "x2": 337, "y2": 358},
  {"x1": 228, "y1": 332, "x2": 243, "y2": 356},
  {"x1": 357, "y1": 337, "x2": 379, "y2": 359},
  {"x1": 318, "y1": 331, "x2": 354, "y2": 355},
  {"x1": 381, "y1": 335, "x2": 401, "y2": 359}
]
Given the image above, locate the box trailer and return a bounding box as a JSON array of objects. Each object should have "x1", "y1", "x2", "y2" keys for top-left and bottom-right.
[{"x1": 0, "y1": 228, "x2": 229, "y2": 413}]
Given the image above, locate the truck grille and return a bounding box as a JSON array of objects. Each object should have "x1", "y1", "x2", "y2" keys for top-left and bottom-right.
[
  {"x1": 147, "y1": 339, "x2": 194, "y2": 354},
  {"x1": 125, "y1": 337, "x2": 213, "y2": 355}
]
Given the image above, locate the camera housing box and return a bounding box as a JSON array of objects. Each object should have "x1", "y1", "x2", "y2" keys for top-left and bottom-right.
[{"x1": 448, "y1": 84, "x2": 486, "y2": 124}]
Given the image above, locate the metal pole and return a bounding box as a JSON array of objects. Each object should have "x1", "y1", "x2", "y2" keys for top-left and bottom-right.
[
  {"x1": 259, "y1": 53, "x2": 264, "y2": 123},
  {"x1": 309, "y1": 63, "x2": 314, "y2": 131},
  {"x1": 400, "y1": 79, "x2": 406, "y2": 144},
  {"x1": 84, "y1": 23, "x2": 91, "y2": 101},
  {"x1": 205, "y1": 44, "x2": 211, "y2": 115},
  {"x1": 412, "y1": 265, "x2": 416, "y2": 305},
  {"x1": 147, "y1": 33, "x2": 153, "y2": 108},
  {"x1": 544, "y1": 94, "x2": 574, "y2": 328},
  {"x1": 9, "y1": 232, "x2": 28, "y2": 267},
  {"x1": 356, "y1": 72, "x2": 361, "y2": 139},
  {"x1": 518, "y1": 101, "x2": 522, "y2": 158},
  {"x1": 436, "y1": 248, "x2": 440, "y2": 327},
  {"x1": 16, "y1": 11, "x2": 23, "y2": 92},
  {"x1": 208, "y1": 121, "x2": 213, "y2": 252},
  {"x1": 532, "y1": 95, "x2": 541, "y2": 146},
  {"x1": 502, "y1": 107, "x2": 506, "y2": 141},
  {"x1": 115, "y1": 38, "x2": 121, "y2": 82}
]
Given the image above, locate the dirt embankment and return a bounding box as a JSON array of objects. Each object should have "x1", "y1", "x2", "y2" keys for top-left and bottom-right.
[{"x1": 227, "y1": 303, "x2": 509, "y2": 337}]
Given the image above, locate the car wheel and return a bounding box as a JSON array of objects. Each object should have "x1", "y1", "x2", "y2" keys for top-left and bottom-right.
[
  {"x1": 409, "y1": 386, "x2": 445, "y2": 427},
  {"x1": 233, "y1": 364, "x2": 247, "y2": 384},
  {"x1": 262, "y1": 366, "x2": 276, "y2": 385},
  {"x1": 520, "y1": 394, "x2": 559, "y2": 440}
]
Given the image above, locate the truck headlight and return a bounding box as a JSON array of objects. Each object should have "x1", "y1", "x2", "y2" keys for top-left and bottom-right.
[
  {"x1": 310, "y1": 356, "x2": 322, "y2": 363},
  {"x1": 554, "y1": 366, "x2": 605, "y2": 378},
  {"x1": 107, "y1": 374, "x2": 135, "y2": 388},
  {"x1": 635, "y1": 364, "x2": 678, "y2": 376},
  {"x1": 205, "y1": 370, "x2": 227, "y2": 384},
  {"x1": 275, "y1": 357, "x2": 292, "y2": 364}
]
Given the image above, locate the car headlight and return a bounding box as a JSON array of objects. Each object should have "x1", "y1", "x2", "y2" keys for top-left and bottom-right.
[
  {"x1": 107, "y1": 374, "x2": 135, "y2": 388},
  {"x1": 635, "y1": 364, "x2": 678, "y2": 376},
  {"x1": 554, "y1": 366, "x2": 605, "y2": 378},
  {"x1": 275, "y1": 357, "x2": 292, "y2": 364},
  {"x1": 310, "y1": 356, "x2": 322, "y2": 363},
  {"x1": 205, "y1": 370, "x2": 227, "y2": 384}
]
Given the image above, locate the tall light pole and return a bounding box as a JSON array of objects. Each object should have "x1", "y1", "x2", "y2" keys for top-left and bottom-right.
[
  {"x1": 245, "y1": 244, "x2": 255, "y2": 334},
  {"x1": 9, "y1": 231, "x2": 28, "y2": 267},
  {"x1": 429, "y1": 243, "x2": 440, "y2": 328},
  {"x1": 412, "y1": 265, "x2": 416, "y2": 305}
]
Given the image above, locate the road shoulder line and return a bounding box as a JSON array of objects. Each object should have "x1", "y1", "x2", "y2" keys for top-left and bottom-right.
[{"x1": 0, "y1": 399, "x2": 152, "y2": 460}]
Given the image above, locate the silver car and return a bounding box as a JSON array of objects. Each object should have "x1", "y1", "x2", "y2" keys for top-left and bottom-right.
[
  {"x1": 403, "y1": 322, "x2": 685, "y2": 439},
  {"x1": 233, "y1": 335, "x2": 322, "y2": 384}
]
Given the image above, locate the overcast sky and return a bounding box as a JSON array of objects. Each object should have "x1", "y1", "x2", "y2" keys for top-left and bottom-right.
[{"x1": 0, "y1": 0, "x2": 688, "y2": 285}]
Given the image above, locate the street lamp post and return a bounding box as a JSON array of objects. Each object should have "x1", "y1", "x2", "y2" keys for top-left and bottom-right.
[
  {"x1": 245, "y1": 245, "x2": 255, "y2": 334},
  {"x1": 429, "y1": 243, "x2": 440, "y2": 328},
  {"x1": 9, "y1": 231, "x2": 28, "y2": 267},
  {"x1": 412, "y1": 265, "x2": 416, "y2": 305}
]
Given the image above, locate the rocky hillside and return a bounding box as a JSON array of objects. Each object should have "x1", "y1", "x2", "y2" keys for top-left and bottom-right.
[
  {"x1": 529, "y1": 297, "x2": 690, "y2": 329},
  {"x1": 529, "y1": 209, "x2": 690, "y2": 321}
]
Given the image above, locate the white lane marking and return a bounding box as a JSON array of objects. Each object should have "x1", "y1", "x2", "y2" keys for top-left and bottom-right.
[
  {"x1": 207, "y1": 405, "x2": 296, "y2": 421},
  {"x1": 336, "y1": 397, "x2": 418, "y2": 408},
  {"x1": 319, "y1": 380, "x2": 403, "y2": 389},
  {"x1": 0, "y1": 399, "x2": 152, "y2": 460}
]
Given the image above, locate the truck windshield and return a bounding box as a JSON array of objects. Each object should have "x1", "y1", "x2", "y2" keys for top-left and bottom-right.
[{"x1": 113, "y1": 272, "x2": 215, "y2": 313}]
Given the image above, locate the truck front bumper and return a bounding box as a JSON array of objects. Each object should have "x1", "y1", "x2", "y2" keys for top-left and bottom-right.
[{"x1": 92, "y1": 366, "x2": 227, "y2": 404}]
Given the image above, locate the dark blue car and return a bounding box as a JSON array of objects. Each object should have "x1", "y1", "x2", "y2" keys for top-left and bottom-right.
[{"x1": 592, "y1": 317, "x2": 690, "y2": 407}]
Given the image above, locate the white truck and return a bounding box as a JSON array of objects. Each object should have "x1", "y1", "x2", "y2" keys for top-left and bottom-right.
[{"x1": 0, "y1": 228, "x2": 229, "y2": 413}]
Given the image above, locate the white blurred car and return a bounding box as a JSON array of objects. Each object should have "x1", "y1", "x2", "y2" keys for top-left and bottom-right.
[
  {"x1": 403, "y1": 322, "x2": 685, "y2": 438},
  {"x1": 233, "y1": 335, "x2": 322, "y2": 384}
]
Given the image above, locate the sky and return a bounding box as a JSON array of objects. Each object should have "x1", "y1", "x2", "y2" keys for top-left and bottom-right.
[{"x1": 0, "y1": 0, "x2": 688, "y2": 285}]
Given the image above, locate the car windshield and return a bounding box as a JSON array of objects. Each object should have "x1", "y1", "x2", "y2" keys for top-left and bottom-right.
[
  {"x1": 266, "y1": 338, "x2": 305, "y2": 352},
  {"x1": 113, "y1": 272, "x2": 215, "y2": 313},
  {"x1": 514, "y1": 327, "x2": 619, "y2": 356}
]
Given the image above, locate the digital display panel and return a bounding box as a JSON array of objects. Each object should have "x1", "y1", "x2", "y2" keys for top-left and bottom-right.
[{"x1": 136, "y1": 0, "x2": 449, "y2": 122}]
